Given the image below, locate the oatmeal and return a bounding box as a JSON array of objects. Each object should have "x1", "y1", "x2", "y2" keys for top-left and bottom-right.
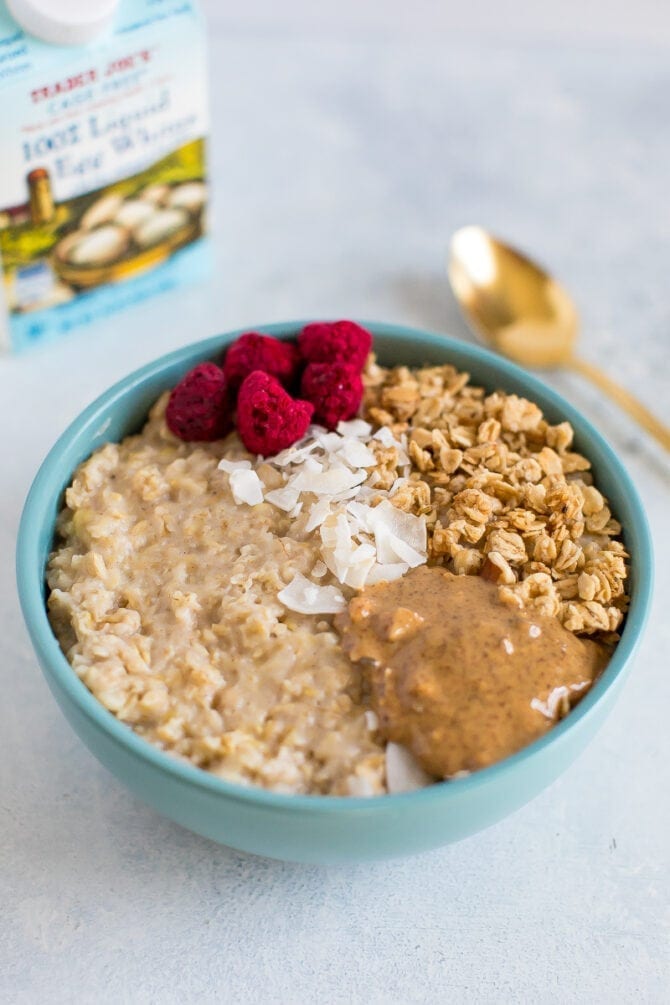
[
  {"x1": 47, "y1": 396, "x2": 385, "y2": 796},
  {"x1": 47, "y1": 325, "x2": 629, "y2": 795}
]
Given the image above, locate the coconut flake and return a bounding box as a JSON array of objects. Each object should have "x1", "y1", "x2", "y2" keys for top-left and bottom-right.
[
  {"x1": 220, "y1": 422, "x2": 429, "y2": 595},
  {"x1": 337, "y1": 418, "x2": 372, "y2": 438},
  {"x1": 349, "y1": 542, "x2": 377, "y2": 565},
  {"x1": 319, "y1": 515, "x2": 341, "y2": 550},
  {"x1": 264, "y1": 486, "x2": 301, "y2": 511},
  {"x1": 345, "y1": 500, "x2": 373, "y2": 529},
  {"x1": 328, "y1": 487, "x2": 367, "y2": 507},
  {"x1": 389, "y1": 477, "x2": 408, "y2": 496},
  {"x1": 336, "y1": 542, "x2": 377, "y2": 589},
  {"x1": 229, "y1": 468, "x2": 264, "y2": 505},
  {"x1": 218, "y1": 458, "x2": 252, "y2": 473},
  {"x1": 384, "y1": 533, "x2": 427, "y2": 568},
  {"x1": 277, "y1": 572, "x2": 345, "y2": 615},
  {"x1": 385, "y1": 742, "x2": 432, "y2": 794},
  {"x1": 365, "y1": 501, "x2": 426, "y2": 567},
  {"x1": 291, "y1": 466, "x2": 366, "y2": 496},
  {"x1": 305, "y1": 498, "x2": 332, "y2": 532},
  {"x1": 335, "y1": 438, "x2": 377, "y2": 469},
  {"x1": 365, "y1": 561, "x2": 410, "y2": 585},
  {"x1": 353, "y1": 485, "x2": 378, "y2": 501},
  {"x1": 367, "y1": 500, "x2": 426, "y2": 553},
  {"x1": 373, "y1": 427, "x2": 395, "y2": 446},
  {"x1": 345, "y1": 558, "x2": 377, "y2": 589},
  {"x1": 271, "y1": 439, "x2": 320, "y2": 467},
  {"x1": 315, "y1": 431, "x2": 344, "y2": 452}
]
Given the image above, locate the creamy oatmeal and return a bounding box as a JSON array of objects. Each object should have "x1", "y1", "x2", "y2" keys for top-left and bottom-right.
[
  {"x1": 48, "y1": 396, "x2": 386, "y2": 795},
  {"x1": 47, "y1": 343, "x2": 630, "y2": 796}
]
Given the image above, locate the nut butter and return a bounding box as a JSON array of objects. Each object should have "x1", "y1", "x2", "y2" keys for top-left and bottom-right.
[{"x1": 336, "y1": 565, "x2": 610, "y2": 778}]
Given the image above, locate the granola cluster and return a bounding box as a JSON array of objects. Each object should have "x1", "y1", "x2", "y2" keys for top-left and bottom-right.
[{"x1": 363, "y1": 358, "x2": 629, "y2": 640}]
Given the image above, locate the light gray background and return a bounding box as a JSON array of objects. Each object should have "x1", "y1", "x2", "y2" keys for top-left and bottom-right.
[{"x1": 2, "y1": 3, "x2": 669, "y2": 1002}]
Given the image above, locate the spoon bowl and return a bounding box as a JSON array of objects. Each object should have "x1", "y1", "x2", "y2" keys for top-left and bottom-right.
[{"x1": 449, "y1": 226, "x2": 578, "y2": 367}]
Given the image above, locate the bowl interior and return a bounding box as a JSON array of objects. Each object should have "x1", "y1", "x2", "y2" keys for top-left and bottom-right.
[{"x1": 17, "y1": 320, "x2": 654, "y2": 811}]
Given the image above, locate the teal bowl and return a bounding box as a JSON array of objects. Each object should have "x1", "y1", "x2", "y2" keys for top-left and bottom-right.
[{"x1": 16, "y1": 322, "x2": 653, "y2": 863}]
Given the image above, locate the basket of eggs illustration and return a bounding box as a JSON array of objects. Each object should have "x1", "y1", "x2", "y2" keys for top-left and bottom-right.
[{"x1": 53, "y1": 180, "x2": 206, "y2": 288}]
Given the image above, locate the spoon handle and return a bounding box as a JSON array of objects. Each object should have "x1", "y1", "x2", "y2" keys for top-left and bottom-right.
[{"x1": 568, "y1": 355, "x2": 670, "y2": 451}]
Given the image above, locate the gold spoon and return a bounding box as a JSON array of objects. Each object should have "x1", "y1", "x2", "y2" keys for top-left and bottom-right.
[{"x1": 448, "y1": 225, "x2": 670, "y2": 451}]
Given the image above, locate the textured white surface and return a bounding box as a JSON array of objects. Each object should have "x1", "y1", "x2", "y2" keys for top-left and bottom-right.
[{"x1": 1, "y1": 4, "x2": 670, "y2": 1002}]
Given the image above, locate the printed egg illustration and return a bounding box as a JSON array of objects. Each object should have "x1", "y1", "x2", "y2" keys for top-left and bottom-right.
[
  {"x1": 167, "y1": 182, "x2": 206, "y2": 214},
  {"x1": 133, "y1": 208, "x2": 190, "y2": 249},
  {"x1": 64, "y1": 224, "x2": 130, "y2": 267},
  {"x1": 139, "y1": 183, "x2": 170, "y2": 205},
  {"x1": 115, "y1": 199, "x2": 155, "y2": 230},
  {"x1": 80, "y1": 193, "x2": 124, "y2": 231}
]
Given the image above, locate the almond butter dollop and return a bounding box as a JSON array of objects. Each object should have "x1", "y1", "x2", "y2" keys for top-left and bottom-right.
[{"x1": 335, "y1": 566, "x2": 610, "y2": 778}]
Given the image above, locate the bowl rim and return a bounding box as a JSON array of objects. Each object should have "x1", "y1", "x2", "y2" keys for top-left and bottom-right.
[{"x1": 16, "y1": 320, "x2": 655, "y2": 813}]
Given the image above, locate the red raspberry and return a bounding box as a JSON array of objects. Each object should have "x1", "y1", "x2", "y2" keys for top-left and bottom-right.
[
  {"x1": 222, "y1": 332, "x2": 301, "y2": 393},
  {"x1": 297, "y1": 320, "x2": 372, "y2": 371},
  {"x1": 165, "y1": 363, "x2": 232, "y2": 442},
  {"x1": 237, "y1": 370, "x2": 314, "y2": 456},
  {"x1": 300, "y1": 361, "x2": 364, "y2": 430}
]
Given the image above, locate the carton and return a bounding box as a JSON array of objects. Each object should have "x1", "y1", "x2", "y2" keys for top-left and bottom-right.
[{"x1": 0, "y1": 0, "x2": 208, "y2": 351}]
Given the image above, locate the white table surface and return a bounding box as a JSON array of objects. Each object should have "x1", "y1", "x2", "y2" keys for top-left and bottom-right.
[{"x1": 2, "y1": 4, "x2": 669, "y2": 1002}]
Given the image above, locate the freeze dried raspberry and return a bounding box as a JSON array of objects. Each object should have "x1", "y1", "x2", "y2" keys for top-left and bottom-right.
[
  {"x1": 300, "y1": 361, "x2": 364, "y2": 430},
  {"x1": 297, "y1": 320, "x2": 372, "y2": 370},
  {"x1": 222, "y1": 332, "x2": 301, "y2": 393},
  {"x1": 165, "y1": 363, "x2": 232, "y2": 442},
  {"x1": 237, "y1": 370, "x2": 314, "y2": 456}
]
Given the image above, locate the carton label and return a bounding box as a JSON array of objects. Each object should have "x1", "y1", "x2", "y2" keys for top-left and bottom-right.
[{"x1": 0, "y1": 0, "x2": 208, "y2": 350}]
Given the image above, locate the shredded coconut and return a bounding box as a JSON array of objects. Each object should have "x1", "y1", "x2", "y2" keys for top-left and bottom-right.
[
  {"x1": 218, "y1": 458, "x2": 252, "y2": 473},
  {"x1": 277, "y1": 572, "x2": 346, "y2": 615},
  {"x1": 385, "y1": 742, "x2": 433, "y2": 793},
  {"x1": 229, "y1": 468, "x2": 264, "y2": 506},
  {"x1": 337, "y1": 418, "x2": 372, "y2": 438},
  {"x1": 264, "y1": 486, "x2": 300, "y2": 511},
  {"x1": 220, "y1": 423, "x2": 428, "y2": 602}
]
